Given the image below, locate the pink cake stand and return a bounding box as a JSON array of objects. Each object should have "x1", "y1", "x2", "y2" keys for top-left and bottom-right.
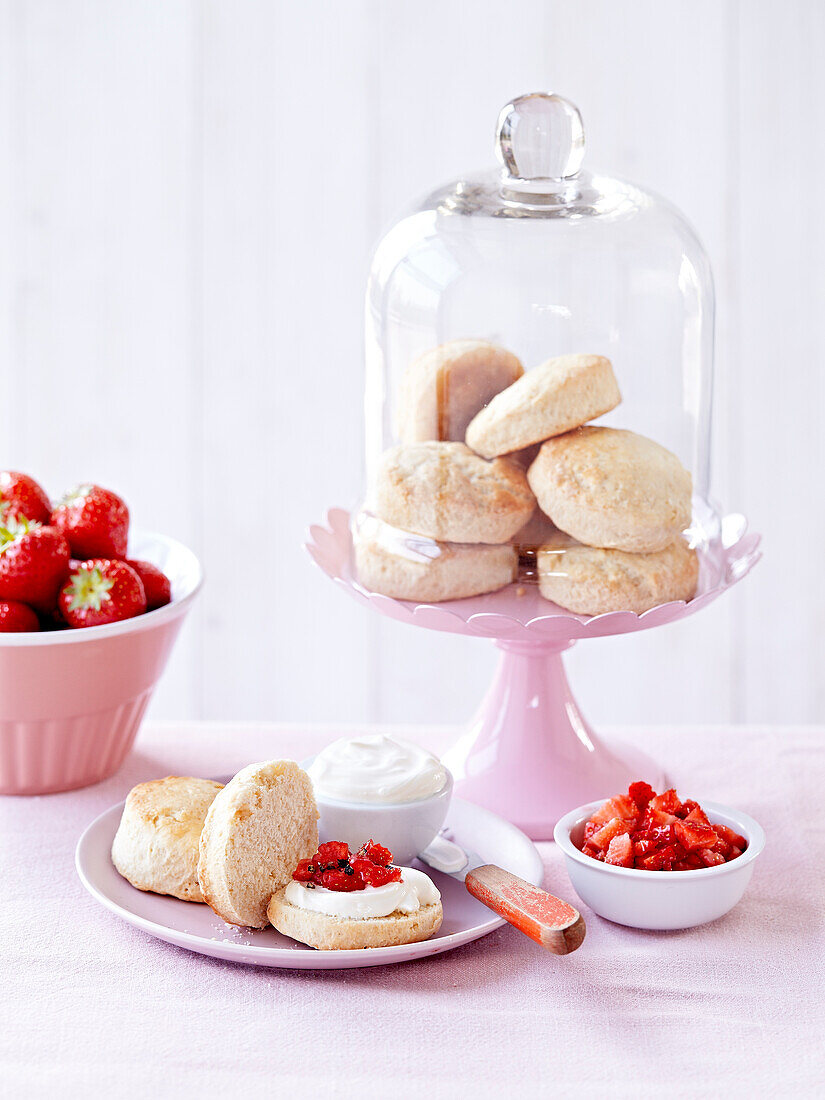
[{"x1": 307, "y1": 510, "x2": 761, "y2": 840}]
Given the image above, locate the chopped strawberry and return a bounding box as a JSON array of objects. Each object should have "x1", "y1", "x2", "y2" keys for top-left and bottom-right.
[
  {"x1": 51, "y1": 484, "x2": 129, "y2": 559},
  {"x1": 685, "y1": 805, "x2": 711, "y2": 827},
  {"x1": 649, "y1": 788, "x2": 682, "y2": 816},
  {"x1": 126, "y1": 559, "x2": 171, "y2": 611},
  {"x1": 59, "y1": 559, "x2": 146, "y2": 628},
  {"x1": 590, "y1": 816, "x2": 631, "y2": 852},
  {"x1": 292, "y1": 859, "x2": 316, "y2": 881},
  {"x1": 351, "y1": 859, "x2": 402, "y2": 886},
  {"x1": 0, "y1": 519, "x2": 71, "y2": 612},
  {"x1": 582, "y1": 843, "x2": 604, "y2": 860},
  {"x1": 604, "y1": 833, "x2": 634, "y2": 867},
  {"x1": 714, "y1": 824, "x2": 747, "y2": 850},
  {"x1": 698, "y1": 848, "x2": 726, "y2": 867},
  {"x1": 644, "y1": 808, "x2": 680, "y2": 830},
  {"x1": 638, "y1": 850, "x2": 668, "y2": 871},
  {"x1": 579, "y1": 782, "x2": 748, "y2": 872},
  {"x1": 628, "y1": 781, "x2": 656, "y2": 810},
  {"x1": 355, "y1": 840, "x2": 394, "y2": 867},
  {"x1": 0, "y1": 599, "x2": 40, "y2": 633},
  {"x1": 674, "y1": 820, "x2": 719, "y2": 851},
  {"x1": 0, "y1": 471, "x2": 51, "y2": 525},
  {"x1": 318, "y1": 868, "x2": 364, "y2": 891},
  {"x1": 315, "y1": 841, "x2": 350, "y2": 864},
  {"x1": 678, "y1": 799, "x2": 701, "y2": 819}
]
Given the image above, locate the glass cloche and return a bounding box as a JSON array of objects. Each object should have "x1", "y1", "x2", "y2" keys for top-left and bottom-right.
[{"x1": 355, "y1": 92, "x2": 719, "y2": 617}]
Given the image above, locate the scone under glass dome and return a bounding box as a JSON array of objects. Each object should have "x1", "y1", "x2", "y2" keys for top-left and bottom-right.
[{"x1": 356, "y1": 93, "x2": 718, "y2": 616}]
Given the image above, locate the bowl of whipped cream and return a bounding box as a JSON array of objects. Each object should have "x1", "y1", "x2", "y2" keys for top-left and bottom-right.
[{"x1": 304, "y1": 734, "x2": 453, "y2": 865}]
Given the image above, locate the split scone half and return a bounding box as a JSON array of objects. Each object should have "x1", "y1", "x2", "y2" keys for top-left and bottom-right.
[
  {"x1": 111, "y1": 776, "x2": 224, "y2": 902},
  {"x1": 268, "y1": 867, "x2": 443, "y2": 951},
  {"x1": 198, "y1": 760, "x2": 319, "y2": 928}
]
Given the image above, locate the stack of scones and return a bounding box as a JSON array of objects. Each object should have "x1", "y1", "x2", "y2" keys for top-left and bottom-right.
[{"x1": 355, "y1": 340, "x2": 698, "y2": 616}]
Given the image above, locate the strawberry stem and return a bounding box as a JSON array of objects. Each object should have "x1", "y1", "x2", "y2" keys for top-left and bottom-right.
[{"x1": 66, "y1": 566, "x2": 114, "y2": 612}]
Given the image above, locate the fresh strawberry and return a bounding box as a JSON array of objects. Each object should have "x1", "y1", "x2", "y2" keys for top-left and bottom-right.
[
  {"x1": 0, "y1": 471, "x2": 51, "y2": 525},
  {"x1": 59, "y1": 559, "x2": 146, "y2": 628},
  {"x1": 126, "y1": 559, "x2": 171, "y2": 611},
  {"x1": 51, "y1": 484, "x2": 129, "y2": 559},
  {"x1": 0, "y1": 599, "x2": 40, "y2": 633},
  {"x1": 0, "y1": 519, "x2": 71, "y2": 612}
]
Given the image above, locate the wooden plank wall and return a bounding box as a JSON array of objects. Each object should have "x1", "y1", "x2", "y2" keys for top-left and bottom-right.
[{"x1": 0, "y1": 0, "x2": 821, "y2": 729}]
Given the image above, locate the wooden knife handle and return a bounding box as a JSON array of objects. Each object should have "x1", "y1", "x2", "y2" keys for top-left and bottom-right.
[{"x1": 465, "y1": 864, "x2": 585, "y2": 955}]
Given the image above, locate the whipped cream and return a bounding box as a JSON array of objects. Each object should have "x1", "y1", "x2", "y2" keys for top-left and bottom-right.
[
  {"x1": 307, "y1": 734, "x2": 448, "y2": 804},
  {"x1": 284, "y1": 866, "x2": 440, "y2": 920}
]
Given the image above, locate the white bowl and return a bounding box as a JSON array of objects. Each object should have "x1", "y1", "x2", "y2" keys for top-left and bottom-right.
[
  {"x1": 302, "y1": 756, "x2": 453, "y2": 866},
  {"x1": 554, "y1": 799, "x2": 765, "y2": 930}
]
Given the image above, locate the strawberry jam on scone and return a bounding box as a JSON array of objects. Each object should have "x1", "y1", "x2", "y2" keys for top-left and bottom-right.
[{"x1": 580, "y1": 782, "x2": 747, "y2": 871}]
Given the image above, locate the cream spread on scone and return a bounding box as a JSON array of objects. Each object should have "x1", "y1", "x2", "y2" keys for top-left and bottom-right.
[
  {"x1": 308, "y1": 734, "x2": 447, "y2": 804},
  {"x1": 284, "y1": 867, "x2": 440, "y2": 919}
]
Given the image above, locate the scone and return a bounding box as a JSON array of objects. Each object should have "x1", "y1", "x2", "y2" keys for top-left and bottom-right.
[
  {"x1": 268, "y1": 863, "x2": 443, "y2": 951},
  {"x1": 111, "y1": 776, "x2": 223, "y2": 902},
  {"x1": 466, "y1": 354, "x2": 621, "y2": 458},
  {"x1": 396, "y1": 339, "x2": 523, "y2": 444},
  {"x1": 268, "y1": 893, "x2": 443, "y2": 951},
  {"x1": 198, "y1": 760, "x2": 318, "y2": 928},
  {"x1": 537, "y1": 531, "x2": 699, "y2": 615},
  {"x1": 527, "y1": 426, "x2": 692, "y2": 553},
  {"x1": 354, "y1": 516, "x2": 516, "y2": 601},
  {"x1": 375, "y1": 441, "x2": 535, "y2": 544}
]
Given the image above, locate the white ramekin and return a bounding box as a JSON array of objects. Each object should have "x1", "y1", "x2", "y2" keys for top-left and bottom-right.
[
  {"x1": 302, "y1": 755, "x2": 453, "y2": 865},
  {"x1": 554, "y1": 798, "x2": 765, "y2": 930}
]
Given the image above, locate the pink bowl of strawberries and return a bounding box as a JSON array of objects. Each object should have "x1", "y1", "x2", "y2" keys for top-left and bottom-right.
[{"x1": 0, "y1": 472, "x2": 202, "y2": 795}]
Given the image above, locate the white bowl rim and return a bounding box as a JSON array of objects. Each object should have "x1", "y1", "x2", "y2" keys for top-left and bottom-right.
[
  {"x1": 300, "y1": 754, "x2": 454, "y2": 810},
  {"x1": 0, "y1": 530, "x2": 202, "y2": 648},
  {"x1": 554, "y1": 797, "x2": 766, "y2": 879}
]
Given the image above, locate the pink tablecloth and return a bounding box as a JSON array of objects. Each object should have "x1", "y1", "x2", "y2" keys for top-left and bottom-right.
[{"x1": 2, "y1": 722, "x2": 823, "y2": 1097}]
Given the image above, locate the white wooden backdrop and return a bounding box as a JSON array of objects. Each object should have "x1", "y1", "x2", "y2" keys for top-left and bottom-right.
[{"x1": 0, "y1": 0, "x2": 822, "y2": 728}]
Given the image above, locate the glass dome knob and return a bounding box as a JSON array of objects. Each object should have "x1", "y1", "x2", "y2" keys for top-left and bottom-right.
[{"x1": 496, "y1": 93, "x2": 585, "y2": 184}]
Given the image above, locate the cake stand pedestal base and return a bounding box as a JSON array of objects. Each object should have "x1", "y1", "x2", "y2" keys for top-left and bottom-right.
[{"x1": 442, "y1": 639, "x2": 665, "y2": 840}]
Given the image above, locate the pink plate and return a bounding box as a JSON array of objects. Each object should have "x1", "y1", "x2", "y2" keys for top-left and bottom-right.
[{"x1": 75, "y1": 794, "x2": 543, "y2": 970}]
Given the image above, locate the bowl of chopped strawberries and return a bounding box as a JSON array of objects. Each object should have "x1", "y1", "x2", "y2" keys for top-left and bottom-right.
[
  {"x1": 0, "y1": 472, "x2": 202, "y2": 795},
  {"x1": 553, "y1": 782, "x2": 765, "y2": 930}
]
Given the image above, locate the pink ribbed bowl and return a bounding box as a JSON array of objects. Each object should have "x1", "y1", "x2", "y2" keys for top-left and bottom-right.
[{"x1": 0, "y1": 531, "x2": 202, "y2": 795}]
